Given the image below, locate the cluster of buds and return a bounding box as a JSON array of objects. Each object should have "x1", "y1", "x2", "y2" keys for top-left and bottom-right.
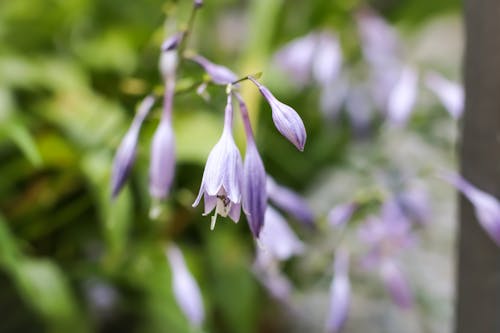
[{"x1": 110, "y1": 1, "x2": 306, "y2": 239}]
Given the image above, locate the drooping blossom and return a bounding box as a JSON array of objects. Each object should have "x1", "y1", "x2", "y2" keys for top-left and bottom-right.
[
  {"x1": 258, "y1": 207, "x2": 305, "y2": 261},
  {"x1": 166, "y1": 245, "x2": 205, "y2": 327},
  {"x1": 248, "y1": 76, "x2": 307, "y2": 151},
  {"x1": 328, "y1": 202, "x2": 357, "y2": 228},
  {"x1": 326, "y1": 250, "x2": 351, "y2": 333},
  {"x1": 266, "y1": 176, "x2": 315, "y2": 227},
  {"x1": 236, "y1": 93, "x2": 267, "y2": 238},
  {"x1": 111, "y1": 95, "x2": 155, "y2": 198},
  {"x1": 380, "y1": 259, "x2": 413, "y2": 309},
  {"x1": 149, "y1": 79, "x2": 176, "y2": 199},
  {"x1": 189, "y1": 54, "x2": 238, "y2": 85},
  {"x1": 387, "y1": 66, "x2": 418, "y2": 126},
  {"x1": 160, "y1": 34, "x2": 182, "y2": 78},
  {"x1": 442, "y1": 173, "x2": 500, "y2": 246},
  {"x1": 193, "y1": 94, "x2": 243, "y2": 228},
  {"x1": 425, "y1": 71, "x2": 464, "y2": 119}
]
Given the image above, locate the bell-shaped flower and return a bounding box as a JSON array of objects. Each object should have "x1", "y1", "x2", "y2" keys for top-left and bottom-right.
[
  {"x1": 111, "y1": 95, "x2": 155, "y2": 198},
  {"x1": 258, "y1": 207, "x2": 305, "y2": 261},
  {"x1": 326, "y1": 250, "x2": 351, "y2": 333},
  {"x1": 166, "y1": 245, "x2": 205, "y2": 327},
  {"x1": 248, "y1": 76, "x2": 307, "y2": 151},
  {"x1": 266, "y1": 176, "x2": 315, "y2": 227},
  {"x1": 149, "y1": 119, "x2": 175, "y2": 199},
  {"x1": 237, "y1": 95, "x2": 267, "y2": 238},
  {"x1": 193, "y1": 94, "x2": 243, "y2": 228},
  {"x1": 442, "y1": 173, "x2": 500, "y2": 246},
  {"x1": 387, "y1": 66, "x2": 418, "y2": 126},
  {"x1": 189, "y1": 54, "x2": 238, "y2": 85},
  {"x1": 425, "y1": 71, "x2": 464, "y2": 119},
  {"x1": 328, "y1": 202, "x2": 357, "y2": 228},
  {"x1": 380, "y1": 259, "x2": 413, "y2": 309}
]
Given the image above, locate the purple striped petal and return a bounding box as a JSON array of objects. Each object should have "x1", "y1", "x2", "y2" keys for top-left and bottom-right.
[{"x1": 149, "y1": 119, "x2": 176, "y2": 199}]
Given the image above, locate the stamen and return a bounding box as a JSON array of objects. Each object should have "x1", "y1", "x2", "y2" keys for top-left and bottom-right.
[{"x1": 211, "y1": 210, "x2": 218, "y2": 230}]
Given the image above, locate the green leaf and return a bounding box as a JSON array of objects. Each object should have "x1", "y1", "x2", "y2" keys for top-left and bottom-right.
[{"x1": 11, "y1": 259, "x2": 89, "y2": 333}]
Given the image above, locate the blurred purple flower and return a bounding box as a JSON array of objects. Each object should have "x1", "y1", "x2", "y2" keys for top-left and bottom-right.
[
  {"x1": 345, "y1": 85, "x2": 374, "y2": 136},
  {"x1": 253, "y1": 251, "x2": 293, "y2": 302},
  {"x1": 149, "y1": 80, "x2": 176, "y2": 199},
  {"x1": 273, "y1": 32, "x2": 317, "y2": 87},
  {"x1": 397, "y1": 187, "x2": 431, "y2": 225},
  {"x1": 326, "y1": 250, "x2": 351, "y2": 333},
  {"x1": 166, "y1": 245, "x2": 205, "y2": 327},
  {"x1": 193, "y1": 94, "x2": 243, "y2": 227},
  {"x1": 189, "y1": 54, "x2": 238, "y2": 85},
  {"x1": 266, "y1": 177, "x2": 315, "y2": 227},
  {"x1": 320, "y1": 76, "x2": 349, "y2": 120},
  {"x1": 425, "y1": 71, "x2": 464, "y2": 119},
  {"x1": 161, "y1": 33, "x2": 182, "y2": 52},
  {"x1": 236, "y1": 94, "x2": 267, "y2": 238},
  {"x1": 380, "y1": 259, "x2": 413, "y2": 309},
  {"x1": 258, "y1": 207, "x2": 305, "y2": 261},
  {"x1": 328, "y1": 202, "x2": 357, "y2": 228},
  {"x1": 312, "y1": 31, "x2": 342, "y2": 86},
  {"x1": 387, "y1": 67, "x2": 418, "y2": 126},
  {"x1": 442, "y1": 173, "x2": 500, "y2": 246},
  {"x1": 193, "y1": 0, "x2": 203, "y2": 8},
  {"x1": 356, "y1": 8, "x2": 401, "y2": 68},
  {"x1": 111, "y1": 95, "x2": 155, "y2": 198},
  {"x1": 248, "y1": 76, "x2": 307, "y2": 151}
]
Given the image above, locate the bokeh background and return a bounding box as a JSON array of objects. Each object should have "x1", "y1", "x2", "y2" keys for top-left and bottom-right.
[{"x1": 0, "y1": 0, "x2": 462, "y2": 332}]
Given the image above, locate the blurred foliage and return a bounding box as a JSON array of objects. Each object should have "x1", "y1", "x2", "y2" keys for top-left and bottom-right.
[{"x1": 0, "y1": 0, "x2": 459, "y2": 332}]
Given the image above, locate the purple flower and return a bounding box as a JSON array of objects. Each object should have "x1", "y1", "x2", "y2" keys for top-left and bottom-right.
[
  {"x1": 442, "y1": 173, "x2": 500, "y2": 246},
  {"x1": 236, "y1": 94, "x2": 267, "y2": 238},
  {"x1": 273, "y1": 32, "x2": 317, "y2": 87},
  {"x1": 380, "y1": 259, "x2": 413, "y2": 309},
  {"x1": 253, "y1": 251, "x2": 293, "y2": 302},
  {"x1": 149, "y1": 119, "x2": 175, "y2": 199},
  {"x1": 397, "y1": 187, "x2": 431, "y2": 225},
  {"x1": 248, "y1": 76, "x2": 307, "y2": 151},
  {"x1": 166, "y1": 244, "x2": 205, "y2": 327},
  {"x1": 189, "y1": 55, "x2": 238, "y2": 85},
  {"x1": 326, "y1": 250, "x2": 351, "y2": 333},
  {"x1": 193, "y1": 0, "x2": 203, "y2": 8},
  {"x1": 258, "y1": 207, "x2": 305, "y2": 261},
  {"x1": 111, "y1": 95, "x2": 155, "y2": 198},
  {"x1": 193, "y1": 94, "x2": 243, "y2": 228},
  {"x1": 328, "y1": 202, "x2": 357, "y2": 228},
  {"x1": 312, "y1": 31, "x2": 342, "y2": 86},
  {"x1": 387, "y1": 66, "x2": 418, "y2": 126},
  {"x1": 425, "y1": 71, "x2": 464, "y2": 119},
  {"x1": 266, "y1": 177, "x2": 315, "y2": 227}
]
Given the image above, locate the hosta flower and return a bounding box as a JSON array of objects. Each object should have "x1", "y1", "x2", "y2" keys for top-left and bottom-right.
[
  {"x1": 236, "y1": 94, "x2": 267, "y2": 238},
  {"x1": 425, "y1": 71, "x2": 464, "y2": 119},
  {"x1": 328, "y1": 202, "x2": 357, "y2": 228},
  {"x1": 380, "y1": 259, "x2": 413, "y2": 309},
  {"x1": 258, "y1": 207, "x2": 305, "y2": 261},
  {"x1": 387, "y1": 66, "x2": 418, "y2": 126},
  {"x1": 442, "y1": 173, "x2": 500, "y2": 246},
  {"x1": 189, "y1": 54, "x2": 238, "y2": 85},
  {"x1": 166, "y1": 244, "x2": 205, "y2": 327},
  {"x1": 266, "y1": 177, "x2": 315, "y2": 227},
  {"x1": 326, "y1": 250, "x2": 351, "y2": 333},
  {"x1": 111, "y1": 95, "x2": 155, "y2": 198},
  {"x1": 149, "y1": 119, "x2": 175, "y2": 199},
  {"x1": 193, "y1": 94, "x2": 243, "y2": 228},
  {"x1": 248, "y1": 76, "x2": 306, "y2": 151}
]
